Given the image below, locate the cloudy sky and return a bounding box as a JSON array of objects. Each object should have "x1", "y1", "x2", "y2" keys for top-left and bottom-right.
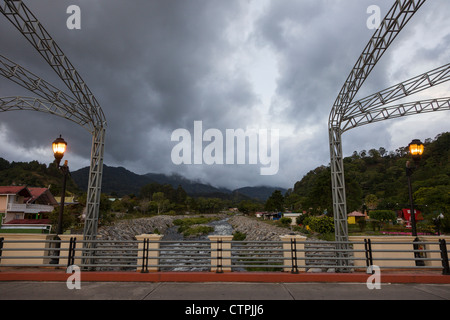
[{"x1": 0, "y1": 0, "x2": 449, "y2": 191}]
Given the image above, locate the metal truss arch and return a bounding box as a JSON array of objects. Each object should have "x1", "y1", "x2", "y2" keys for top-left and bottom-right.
[
  {"x1": 0, "y1": 0, "x2": 106, "y2": 246},
  {"x1": 0, "y1": 54, "x2": 95, "y2": 132},
  {"x1": 329, "y1": 0, "x2": 427, "y2": 128},
  {"x1": 0, "y1": 0, "x2": 106, "y2": 127},
  {"x1": 342, "y1": 97, "x2": 450, "y2": 132},
  {"x1": 343, "y1": 63, "x2": 450, "y2": 122},
  {"x1": 0, "y1": 96, "x2": 92, "y2": 129},
  {"x1": 327, "y1": 0, "x2": 450, "y2": 270}
]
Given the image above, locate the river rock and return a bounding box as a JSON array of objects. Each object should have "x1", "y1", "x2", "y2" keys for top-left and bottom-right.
[
  {"x1": 98, "y1": 214, "x2": 305, "y2": 242},
  {"x1": 228, "y1": 215, "x2": 306, "y2": 241},
  {"x1": 98, "y1": 215, "x2": 177, "y2": 240}
]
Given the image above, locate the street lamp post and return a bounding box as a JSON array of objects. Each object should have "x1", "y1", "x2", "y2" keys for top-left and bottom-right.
[
  {"x1": 52, "y1": 135, "x2": 69, "y2": 235},
  {"x1": 406, "y1": 139, "x2": 424, "y2": 237},
  {"x1": 50, "y1": 135, "x2": 69, "y2": 265},
  {"x1": 406, "y1": 139, "x2": 425, "y2": 267}
]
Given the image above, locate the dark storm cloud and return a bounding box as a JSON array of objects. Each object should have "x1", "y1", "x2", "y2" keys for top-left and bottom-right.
[
  {"x1": 1, "y1": 0, "x2": 449, "y2": 190},
  {"x1": 255, "y1": 0, "x2": 393, "y2": 127},
  {"x1": 2, "y1": 0, "x2": 256, "y2": 171}
]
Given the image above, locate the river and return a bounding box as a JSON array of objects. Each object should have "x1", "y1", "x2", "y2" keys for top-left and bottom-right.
[{"x1": 159, "y1": 217, "x2": 233, "y2": 271}]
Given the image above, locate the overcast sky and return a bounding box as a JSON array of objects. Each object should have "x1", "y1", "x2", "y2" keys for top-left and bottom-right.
[{"x1": 0, "y1": 0, "x2": 449, "y2": 191}]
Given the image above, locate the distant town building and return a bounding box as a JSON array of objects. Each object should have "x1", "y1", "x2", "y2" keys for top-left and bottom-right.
[
  {"x1": 347, "y1": 211, "x2": 367, "y2": 225},
  {"x1": 398, "y1": 208, "x2": 424, "y2": 228},
  {"x1": 0, "y1": 186, "x2": 57, "y2": 232}
]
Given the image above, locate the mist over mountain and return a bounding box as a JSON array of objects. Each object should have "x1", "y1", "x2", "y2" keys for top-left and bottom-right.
[{"x1": 70, "y1": 165, "x2": 286, "y2": 201}]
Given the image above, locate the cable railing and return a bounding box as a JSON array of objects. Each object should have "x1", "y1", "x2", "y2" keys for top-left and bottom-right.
[{"x1": 0, "y1": 236, "x2": 448, "y2": 274}]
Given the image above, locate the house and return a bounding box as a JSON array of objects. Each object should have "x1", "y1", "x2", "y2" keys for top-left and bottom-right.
[
  {"x1": 54, "y1": 196, "x2": 78, "y2": 206},
  {"x1": 0, "y1": 186, "x2": 57, "y2": 232},
  {"x1": 398, "y1": 208, "x2": 424, "y2": 228},
  {"x1": 283, "y1": 212, "x2": 303, "y2": 225},
  {"x1": 258, "y1": 212, "x2": 282, "y2": 220},
  {"x1": 347, "y1": 211, "x2": 367, "y2": 224}
]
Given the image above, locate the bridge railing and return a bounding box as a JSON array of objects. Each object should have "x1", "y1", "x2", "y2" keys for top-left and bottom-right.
[{"x1": 0, "y1": 234, "x2": 448, "y2": 274}]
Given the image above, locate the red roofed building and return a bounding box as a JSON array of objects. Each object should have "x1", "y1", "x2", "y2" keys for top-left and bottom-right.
[
  {"x1": 0, "y1": 186, "x2": 57, "y2": 225},
  {"x1": 347, "y1": 211, "x2": 367, "y2": 224}
]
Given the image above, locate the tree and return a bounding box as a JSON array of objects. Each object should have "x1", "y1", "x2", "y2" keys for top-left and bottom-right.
[
  {"x1": 414, "y1": 185, "x2": 450, "y2": 214},
  {"x1": 49, "y1": 206, "x2": 76, "y2": 233},
  {"x1": 238, "y1": 200, "x2": 261, "y2": 215},
  {"x1": 152, "y1": 192, "x2": 168, "y2": 214},
  {"x1": 139, "y1": 198, "x2": 152, "y2": 214},
  {"x1": 369, "y1": 210, "x2": 396, "y2": 222},
  {"x1": 284, "y1": 192, "x2": 302, "y2": 211},
  {"x1": 175, "y1": 185, "x2": 187, "y2": 204},
  {"x1": 365, "y1": 194, "x2": 379, "y2": 210},
  {"x1": 265, "y1": 190, "x2": 284, "y2": 212}
]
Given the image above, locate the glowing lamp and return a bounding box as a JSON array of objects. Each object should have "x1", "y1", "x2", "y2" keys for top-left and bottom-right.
[
  {"x1": 408, "y1": 139, "x2": 424, "y2": 163},
  {"x1": 52, "y1": 135, "x2": 67, "y2": 165}
]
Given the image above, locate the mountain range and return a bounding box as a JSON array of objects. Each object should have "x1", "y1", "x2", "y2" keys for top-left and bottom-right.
[{"x1": 70, "y1": 165, "x2": 286, "y2": 201}]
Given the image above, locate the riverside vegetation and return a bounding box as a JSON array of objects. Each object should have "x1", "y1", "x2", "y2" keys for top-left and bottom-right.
[
  {"x1": 0, "y1": 132, "x2": 448, "y2": 237},
  {"x1": 97, "y1": 213, "x2": 307, "y2": 242}
]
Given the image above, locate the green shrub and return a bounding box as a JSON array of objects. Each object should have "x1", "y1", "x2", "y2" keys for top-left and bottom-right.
[
  {"x1": 173, "y1": 216, "x2": 218, "y2": 233},
  {"x1": 307, "y1": 216, "x2": 335, "y2": 234},
  {"x1": 232, "y1": 231, "x2": 247, "y2": 241},
  {"x1": 296, "y1": 215, "x2": 307, "y2": 225},
  {"x1": 182, "y1": 225, "x2": 214, "y2": 237},
  {"x1": 369, "y1": 210, "x2": 396, "y2": 222},
  {"x1": 279, "y1": 217, "x2": 292, "y2": 227}
]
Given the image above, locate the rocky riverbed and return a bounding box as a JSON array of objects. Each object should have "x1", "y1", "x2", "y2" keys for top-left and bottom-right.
[
  {"x1": 228, "y1": 215, "x2": 306, "y2": 241},
  {"x1": 97, "y1": 215, "x2": 177, "y2": 240},
  {"x1": 97, "y1": 214, "x2": 305, "y2": 241},
  {"x1": 96, "y1": 214, "x2": 337, "y2": 272}
]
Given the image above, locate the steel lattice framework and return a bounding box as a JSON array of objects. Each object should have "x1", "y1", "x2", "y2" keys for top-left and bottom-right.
[
  {"x1": 329, "y1": 0, "x2": 450, "y2": 268},
  {"x1": 0, "y1": 1, "x2": 106, "y2": 251}
]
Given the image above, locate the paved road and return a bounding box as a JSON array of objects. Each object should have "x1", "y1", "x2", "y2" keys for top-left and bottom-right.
[{"x1": 1, "y1": 281, "x2": 449, "y2": 300}]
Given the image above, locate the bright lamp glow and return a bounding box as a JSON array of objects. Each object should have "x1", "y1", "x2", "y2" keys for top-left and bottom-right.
[
  {"x1": 52, "y1": 135, "x2": 67, "y2": 163},
  {"x1": 408, "y1": 139, "x2": 424, "y2": 161}
]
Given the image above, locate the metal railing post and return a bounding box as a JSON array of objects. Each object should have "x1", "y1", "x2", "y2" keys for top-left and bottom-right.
[
  {"x1": 141, "y1": 238, "x2": 149, "y2": 273},
  {"x1": 364, "y1": 238, "x2": 373, "y2": 270},
  {"x1": 290, "y1": 238, "x2": 299, "y2": 274},
  {"x1": 216, "y1": 239, "x2": 223, "y2": 274},
  {"x1": 209, "y1": 235, "x2": 233, "y2": 272},
  {"x1": 280, "y1": 235, "x2": 306, "y2": 272},
  {"x1": 136, "y1": 234, "x2": 162, "y2": 272},
  {"x1": 67, "y1": 237, "x2": 76, "y2": 268},
  {"x1": 0, "y1": 237, "x2": 3, "y2": 268},
  {"x1": 439, "y1": 239, "x2": 450, "y2": 275}
]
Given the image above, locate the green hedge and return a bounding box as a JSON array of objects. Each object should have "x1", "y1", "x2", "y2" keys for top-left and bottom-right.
[{"x1": 303, "y1": 216, "x2": 335, "y2": 234}]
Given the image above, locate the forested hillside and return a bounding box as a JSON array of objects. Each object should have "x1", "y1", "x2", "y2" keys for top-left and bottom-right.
[
  {"x1": 287, "y1": 132, "x2": 450, "y2": 216},
  {"x1": 1, "y1": 132, "x2": 448, "y2": 219},
  {"x1": 0, "y1": 158, "x2": 80, "y2": 197}
]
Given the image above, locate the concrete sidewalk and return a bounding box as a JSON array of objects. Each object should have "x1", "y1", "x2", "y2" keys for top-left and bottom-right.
[
  {"x1": 0, "y1": 270, "x2": 449, "y2": 300},
  {"x1": 0, "y1": 280, "x2": 449, "y2": 300}
]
